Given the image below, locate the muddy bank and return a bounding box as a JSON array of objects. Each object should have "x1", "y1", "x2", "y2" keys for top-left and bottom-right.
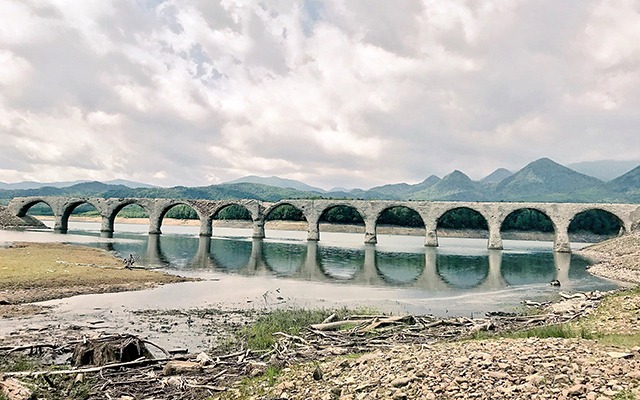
[{"x1": 0, "y1": 242, "x2": 191, "y2": 318}]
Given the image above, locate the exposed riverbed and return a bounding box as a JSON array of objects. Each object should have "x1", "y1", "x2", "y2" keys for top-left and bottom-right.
[{"x1": 0, "y1": 218, "x2": 622, "y2": 355}]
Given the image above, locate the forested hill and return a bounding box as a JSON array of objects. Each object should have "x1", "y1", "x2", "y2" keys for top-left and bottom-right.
[{"x1": 1, "y1": 158, "x2": 639, "y2": 203}]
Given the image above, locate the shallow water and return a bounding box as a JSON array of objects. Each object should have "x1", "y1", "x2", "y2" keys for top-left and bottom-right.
[{"x1": 0, "y1": 220, "x2": 618, "y2": 317}]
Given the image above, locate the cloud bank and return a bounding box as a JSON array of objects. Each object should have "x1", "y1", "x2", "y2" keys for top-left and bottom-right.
[{"x1": 1, "y1": 0, "x2": 639, "y2": 189}]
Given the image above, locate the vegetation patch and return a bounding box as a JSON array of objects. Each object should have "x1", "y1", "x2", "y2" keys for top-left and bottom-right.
[{"x1": 241, "y1": 308, "x2": 338, "y2": 351}]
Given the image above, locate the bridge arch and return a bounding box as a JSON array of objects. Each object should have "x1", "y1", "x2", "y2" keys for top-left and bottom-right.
[
  {"x1": 314, "y1": 203, "x2": 367, "y2": 243},
  {"x1": 373, "y1": 205, "x2": 425, "y2": 245},
  {"x1": 59, "y1": 199, "x2": 103, "y2": 234},
  {"x1": 152, "y1": 200, "x2": 205, "y2": 235},
  {"x1": 263, "y1": 202, "x2": 308, "y2": 239},
  {"x1": 13, "y1": 198, "x2": 56, "y2": 218},
  {"x1": 499, "y1": 207, "x2": 558, "y2": 249},
  {"x1": 206, "y1": 202, "x2": 256, "y2": 238},
  {"x1": 435, "y1": 206, "x2": 491, "y2": 248},
  {"x1": 102, "y1": 200, "x2": 153, "y2": 236},
  {"x1": 568, "y1": 208, "x2": 625, "y2": 243}
]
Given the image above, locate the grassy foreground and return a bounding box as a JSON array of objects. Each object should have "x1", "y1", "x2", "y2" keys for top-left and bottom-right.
[{"x1": 0, "y1": 242, "x2": 189, "y2": 317}]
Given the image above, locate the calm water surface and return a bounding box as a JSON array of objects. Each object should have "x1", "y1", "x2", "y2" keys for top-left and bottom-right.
[{"x1": 0, "y1": 220, "x2": 619, "y2": 317}]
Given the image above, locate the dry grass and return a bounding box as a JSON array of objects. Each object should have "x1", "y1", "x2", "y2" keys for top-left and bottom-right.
[{"x1": 0, "y1": 242, "x2": 189, "y2": 317}]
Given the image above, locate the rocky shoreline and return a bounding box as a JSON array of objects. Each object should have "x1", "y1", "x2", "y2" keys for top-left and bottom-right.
[
  {"x1": 241, "y1": 235, "x2": 640, "y2": 399},
  {"x1": 263, "y1": 338, "x2": 640, "y2": 400},
  {"x1": 578, "y1": 233, "x2": 640, "y2": 285}
]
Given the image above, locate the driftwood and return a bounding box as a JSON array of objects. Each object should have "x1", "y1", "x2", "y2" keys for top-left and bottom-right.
[
  {"x1": 0, "y1": 291, "x2": 603, "y2": 400},
  {"x1": 4, "y1": 357, "x2": 171, "y2": 378}
]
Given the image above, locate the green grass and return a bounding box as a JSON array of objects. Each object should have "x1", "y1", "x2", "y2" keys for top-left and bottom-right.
[
  {"x1": 471, "y1": 324, "x2": 602, "y2": 341},
  {"x1": 241, "y1": 308, "x2": 334, "y2": 351},
  {"x1": 0, "y1": 356, "x2": 42, "y2": 372},
  {"x1": 240, "y1": 307, "x2": 377, "y2": 351},
  {"x1": 595, "y1": 333, "x2": 640, "y2": 348},
  {"x1": 263, "y1": 365, "x2": 282, "y2": 386},
  {"x1": 506, "y1": 324, "x2": 601, "y2": 340},
  {"x1": 612, "y1": 390, "x2": 636, "y2": 400}
]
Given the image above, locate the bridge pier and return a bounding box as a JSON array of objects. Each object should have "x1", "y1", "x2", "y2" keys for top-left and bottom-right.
[
  {"x1": 148, "y1": 212, "x2": 162, "y2": 235},
  {"x1": 53, "y1": 215, "x2": 67, "y2": 234},
  {"x1": 199, "y1": 218, "x2": 212, "y2": 237},
  {"x1": 487, "y1": 220, "x2": 503, "y2": 250},
  {"x1": 424, "y1": 221, "x2": 438, "y2": 247},
  {"x1": 252, "y1": 220, "x2": 265, "y2": 239},
  {"x1": 553, "y1": 222, "x2": 571, "y2": 253},
  {"x1": 100, "y1": 215, "x2": 114, "y2": 237},
  {"x1": 364, "y1": 232, "x2": 377, "y2": 244},
  {"x1": 364, "y1": 219, "x2": 377, "y2": 244},
  {"x1": 307, "y1": 218, "x2": 320, "y2": 241}
]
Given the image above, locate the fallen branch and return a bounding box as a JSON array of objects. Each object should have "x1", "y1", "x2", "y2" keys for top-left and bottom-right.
[{"x1": 3, "y1": 356, "x2": 171, "y2": 378}]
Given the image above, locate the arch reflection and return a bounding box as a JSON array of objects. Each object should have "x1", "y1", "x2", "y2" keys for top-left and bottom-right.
[
  {"x1": 132, "y1": 235, "x2": 604, "y2": 293},
  {"x1": 208, "y1": 238, "x2": 253, "y2": 272},
  {"x1": 144, "y1": 234, "x2": 171, "y2": 268},
  {"x1": 501, "y1": 252, "x2": 558, "y2": 286},
  {"x1": 375, "y1": 250, "x2": 425, "y2": 285},
  {"x1": 437, "y1": 254, "x2": 490, "y2": 289},
  {"x1": 261, "y1": 241, "x2": 307, "y2": 277},
  {"x1": 316, "y1": 245, "x2": 363, "y2": 280}
]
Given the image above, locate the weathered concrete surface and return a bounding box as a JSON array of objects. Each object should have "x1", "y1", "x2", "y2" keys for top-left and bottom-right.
[
  {"x1": 7, "y1": 196, "x2": 640, "y2": 253},
  {"x1": 0, "y1": 206, "x2": 47, "y2": 230}
]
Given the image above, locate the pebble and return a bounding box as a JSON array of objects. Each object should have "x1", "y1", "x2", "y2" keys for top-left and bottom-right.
[{"x1": 266, "y1": 338, "x2": 640, "y2": 399}]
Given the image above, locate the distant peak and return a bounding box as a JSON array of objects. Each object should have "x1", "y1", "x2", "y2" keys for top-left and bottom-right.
[
  {"x1": 481, "y1": 168, "x2": 513, "y2": 183},
  {"x1": 444, "y1": 170, "x2": 471, "y2": 179},
  {"x1": 529, "y1": 157, "x2": 561, "y2": 167},
  {"x1": 419, "y1": 175, "x2": 440, "y2": 184}
]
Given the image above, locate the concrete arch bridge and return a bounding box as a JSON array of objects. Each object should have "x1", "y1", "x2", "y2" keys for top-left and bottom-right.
[{"x1": 8, "y1": 196, "x2": 640, "y2": 253}]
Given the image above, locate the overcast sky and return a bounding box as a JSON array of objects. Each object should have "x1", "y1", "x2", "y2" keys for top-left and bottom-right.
[{"x1": 1, "y1": 0, "x2": 639, "y2": 189}]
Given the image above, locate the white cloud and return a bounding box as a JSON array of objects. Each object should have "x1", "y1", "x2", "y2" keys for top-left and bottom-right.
[{"x1": 0, "y1": 0, "x2": 639, "y2": 188}]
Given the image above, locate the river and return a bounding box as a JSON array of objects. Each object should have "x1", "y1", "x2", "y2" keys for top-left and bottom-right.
[{"x1": 0, "y1": 220, "x2": 619, "y2": 317}]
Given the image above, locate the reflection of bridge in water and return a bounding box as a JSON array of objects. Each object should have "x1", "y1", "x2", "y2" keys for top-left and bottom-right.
[{"x1": 141, "y1": 235, "x2": 573, "y2": 291}]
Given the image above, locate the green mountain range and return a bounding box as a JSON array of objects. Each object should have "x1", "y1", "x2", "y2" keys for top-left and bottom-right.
[{"x1": 1, "y1": 158, "x2": 638, "y2": 203}]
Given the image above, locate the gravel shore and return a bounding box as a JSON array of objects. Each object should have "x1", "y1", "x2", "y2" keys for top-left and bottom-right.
[
  {"x1": 230, "y1": 234, "x2": 640, "y2": 400},
  {"x1": 262, "y1": 338, "x2": 640, "y2": 400},
  {"x1": 578, "y1": 233, "x2": 640, "y2": 284}
]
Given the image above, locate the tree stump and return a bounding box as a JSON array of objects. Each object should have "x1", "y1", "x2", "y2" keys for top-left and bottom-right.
[{"x1": 71, "y1": 335, "x2": 153, "y2": 367}]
